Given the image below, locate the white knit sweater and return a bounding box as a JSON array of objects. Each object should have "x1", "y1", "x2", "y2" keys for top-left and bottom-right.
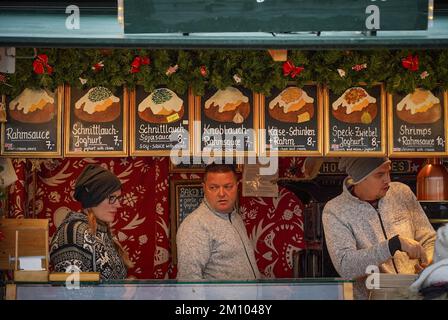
[
  {"x1": 323, "y1": 179, "x2": 436, "y2": 299},
  {"x1": 176, "y1": 201, "x2": 261, "y2": 280}
]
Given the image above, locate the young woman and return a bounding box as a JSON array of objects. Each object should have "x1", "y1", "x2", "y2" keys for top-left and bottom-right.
[{"x1": 50, "y1": 164, "x2": 133, "y2": 280}]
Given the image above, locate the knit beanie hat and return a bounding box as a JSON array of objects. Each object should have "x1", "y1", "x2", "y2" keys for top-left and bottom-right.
[
  {"x1": 74, "y1": 164, "x2": 121, "y2": 208},
  {"x1": 338, "y1": 157, "x2": 391, "y2": 184}
]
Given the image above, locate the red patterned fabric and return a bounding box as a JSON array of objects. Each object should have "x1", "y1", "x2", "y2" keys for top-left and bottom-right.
[
  {"x1": 240, "y1": 188, "x2": 305, "y2": 278},
  {"x1": 5, "y1": 159, "x2": 27, "y2": 218},
  {"x1": 278, "y1": 157, "x2": 307, "y2": 179},
  {"x1": 6, "y1": 157, "x2": 309, "y2": 279},
  {"x1": 7, "y1": 158, "x2": 170, "y2": 279}
]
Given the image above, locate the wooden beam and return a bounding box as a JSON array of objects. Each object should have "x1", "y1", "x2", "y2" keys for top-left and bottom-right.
[
  {"x1": 343, "y1": 282, "x2": 353, "y2": 300},
  {"x1": 5, "y1": 284, "x2": 16, "y2": 300}
]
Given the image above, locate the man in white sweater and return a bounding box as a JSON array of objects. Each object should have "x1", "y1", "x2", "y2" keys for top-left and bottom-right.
[
  {"x1": 323, "y1": 157, "x2": 436, "y2": 299},
  {"x1": 176, "y1": 163, "x2": 260, "y2": 280}
]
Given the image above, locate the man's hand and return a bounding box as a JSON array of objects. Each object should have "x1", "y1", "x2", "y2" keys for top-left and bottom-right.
[
  {"x1": 414, "y1": 257, "x2": 433, "y2": 273},
  {"x1": 414, "y1": 262, "x2": 428, "y2": 273},
  {"x1": 399, "y1": 236, "x2": 428, "y2": 263}
]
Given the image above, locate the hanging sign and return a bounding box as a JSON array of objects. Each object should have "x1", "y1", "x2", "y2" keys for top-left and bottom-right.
[
  {"x1": 64, "y1": 86, "x2": 128, "y2": 157},
  {"x1": 388, "y1": 89, "x2": 447, "y2": 157},
  {"x1": 259, "y1": 84, "x2": 323, "y2": 156},
  {"x1": 324, "y1": 84, "x2": 387, "y2": 157},
  {"x1": 1, "y1": 87, "x2": 63, "y2": 158},
  {"x1": 130, "y1": 86, "x2": 193, "y2": 156},
  {"x1": 194, "y1": 86, "x2": 258, "y2": 158}
]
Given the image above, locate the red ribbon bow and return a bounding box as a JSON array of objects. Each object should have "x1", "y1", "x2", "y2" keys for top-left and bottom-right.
[
  {"x1": 92, "y1": 61, "x2": 104, "y2": 72},
  {"x1": 33, "y1": 54, "x2": 53, "y2": 75},
  {"x1": 352, "y1": 63, "x2": 367, "y2": 72},
  {"x1": 0, "y1": 73, "x2": 12, "y2": 87},
  {"x1": 402, "y1": 54, "x2": 419, "y2": 72},
  {"x1": 200, "y1": 65, "x2": 207, "y2": 77},
  {"x1": 283, "y1": 61, "x2": 304, "y2": 78},
  {"x1": 166, "y1": 65, "x2": 179, "y2": 76},
  {"x1": 130, "y1": 56, "x2": 150, "y2": 73}
]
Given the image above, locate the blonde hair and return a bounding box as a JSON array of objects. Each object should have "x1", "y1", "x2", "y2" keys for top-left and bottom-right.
[{"x1": 85, "y1": 208, "x2": 135, "y2": 269}]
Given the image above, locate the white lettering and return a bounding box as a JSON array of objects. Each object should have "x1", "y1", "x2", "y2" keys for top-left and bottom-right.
[
  {"x1": 65, "y1": 5, "x2": 80, "y2": 30},
  {"x1": 365, "y1": 5, "x2": 380, "y2": 30},
  {"x1": 365, "y1": 265, "x2": 380, "y2": 289}
]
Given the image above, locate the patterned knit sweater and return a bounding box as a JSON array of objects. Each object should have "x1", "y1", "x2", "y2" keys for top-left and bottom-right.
[
  {"x1": 50, "y1": 212, "x2": 127, "y2": 280},
  {"x1": 176, "y1": 201, "x2": 261, "y2": 280},
  {"x1": 323, "y1": 180, "x2": 436, "y2": 300}
]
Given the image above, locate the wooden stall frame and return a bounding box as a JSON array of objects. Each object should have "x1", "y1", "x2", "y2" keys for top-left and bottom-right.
[
  {"x1": 0, "y1": 218, "x2": 50, "y2": 282},
  {"x1": 64, "y1": 85, "x2": 129, "y2": 157},
  {"x1": 323, "y1": 83, "x2": 387, "y2": 157},
  {"x1": 387, "y1": 89, "x2": 448, "y2": 158},
  {"x1": 5, "y1": 284, "x2": 16, "y2": 300},
  {"x1": 1, "y1": 86, "x2": 64, "y2": 158},
  {"x1": 258, "y1": 83, "x2": 324, "y2": 157},
  {"x1": 169, "y1": 179, "x2": 203, "y2": 265},
  {"x1": 343, "y1": 282, "x2": 354, "y2": 300},
  {"x1": 193, "y1": 88, "x2": 259, "y2": 158},
  {"x1": 129, "y1": 87, "x2": 195, "y2": 156}
]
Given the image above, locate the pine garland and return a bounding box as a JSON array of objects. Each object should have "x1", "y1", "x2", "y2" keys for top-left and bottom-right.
[{"x1": 1, "y1": 48, "x2": 447, "y2": 98}]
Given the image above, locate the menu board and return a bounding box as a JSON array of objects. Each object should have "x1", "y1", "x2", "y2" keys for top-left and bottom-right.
[
  {"x1": 130, "y1": 86, "x2": 192, "y2": 156},
  {"x1": 64, "y1": 86, "x2": 128, "y2": 157},
  {"x1": 196, "y1": 86, "x2": 258, "y2": 157},
  {"x1": 169, "y1": 179, "x2": 204, "y2": 263},
  {"x1": 324, "y1": 84, "x2": 386, "y2": 156},
  {"x1": 260, "y1": 85, "x2": 323, "y2": 156},
  {"x1": 1, "y1": 87, "x2": 62, "y2": 157},
  {"x1": 388, "y1": 89, "x2": 447, "y2": 157}
]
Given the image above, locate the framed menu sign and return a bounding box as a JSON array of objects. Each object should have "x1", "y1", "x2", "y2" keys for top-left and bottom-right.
[
  {"x1": 64, "y1": 86, "x2": 128, "y2": 157},
  {"x1": 194, "y1": 86, "x2": 258, "y2": 157},
  {"x1": 388, "y1": 89, "x2": 447, "y2": 157},
  {"x1": 259, "y1": 84, "x2": 323, "y2": 156},
  {"x1": 324, "y1": 84, "x2": 386, "y2": 157},
  {"x1": 1, "y1": 87, "x2": 63, "y2": 157},
  {"x1": 130, "y1": 86, "x2": 193, "y2": 156},
  {"x1": 169, "y1": 179, "x2": 204, "y2": 264}
]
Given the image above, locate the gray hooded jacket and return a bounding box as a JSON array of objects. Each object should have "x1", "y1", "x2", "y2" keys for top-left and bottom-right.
[{"x1": 323, "y1": 179, "x2": 436, "y2": 299}]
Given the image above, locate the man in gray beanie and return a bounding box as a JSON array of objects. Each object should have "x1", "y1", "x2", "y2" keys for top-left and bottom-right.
[
  {"x1": 322, "y1": 157, "x2": 436, "y2": 300},
  {"x1": 338, "y1": 157, "x2": 390, "y2": 185}
]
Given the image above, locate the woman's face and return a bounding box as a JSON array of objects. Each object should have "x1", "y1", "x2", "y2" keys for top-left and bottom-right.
[{"x1": 91, "y1": 190, "x2": 122, "y2": 223}]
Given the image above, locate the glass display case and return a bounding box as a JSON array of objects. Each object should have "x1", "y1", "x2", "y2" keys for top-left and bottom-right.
[{"x1": 5, "y1": 278, "x2": 353, "y2": 300}]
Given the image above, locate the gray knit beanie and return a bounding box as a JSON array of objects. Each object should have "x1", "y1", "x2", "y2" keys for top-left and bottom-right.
[
  {"x1": 338, "y1": 157, "x2": 391, "y2": 184},
  {"x1": 74, "y1": 164, "x2": 121, "y2": 208}
]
